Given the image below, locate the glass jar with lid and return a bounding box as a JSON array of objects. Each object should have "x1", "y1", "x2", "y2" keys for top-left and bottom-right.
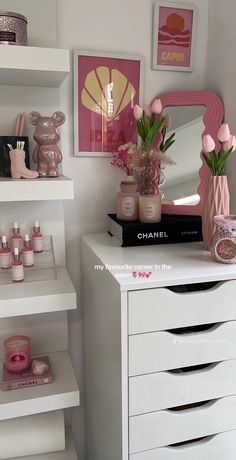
[{"x1": 211, "y1": 215, "x2": 236, "y2": 264}]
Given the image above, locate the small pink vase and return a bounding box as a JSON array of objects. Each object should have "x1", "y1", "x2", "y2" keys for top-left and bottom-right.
[{"x1": 202, "y1": 175, "x2": 230, "y2": 251}]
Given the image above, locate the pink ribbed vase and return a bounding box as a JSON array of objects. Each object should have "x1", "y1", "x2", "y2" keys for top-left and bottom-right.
[{"x1": 202, "y1": 176, "x2": 230, "y2": 251}]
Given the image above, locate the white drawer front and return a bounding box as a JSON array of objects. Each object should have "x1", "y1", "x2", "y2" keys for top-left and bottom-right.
[
  {"x1": 129, "y1": 280, "x2": 236, "y2": 334},
  {"x1": 129, "y1": 321, "x2": 236, "y2": 376},
  {"x1": 130, "y1": 430, "x2": 236, "y2": 460},
  {"x1": 129, "y1": 395, "x2": 236, "y2": 454},
  {"x1": 129, "y1": 359, "x2": 236, "y2": 415}
]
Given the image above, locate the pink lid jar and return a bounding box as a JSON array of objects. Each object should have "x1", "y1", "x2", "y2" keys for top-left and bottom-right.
[
  {"x1": 4, "y1": 335, "x2": 31, "y2": 373},
  {"x1": 116, "y1": 179, "x2": 140, "y2": 221},
  {"x1": 211, "y1": 215, "x2": 236, "y2": 264}
]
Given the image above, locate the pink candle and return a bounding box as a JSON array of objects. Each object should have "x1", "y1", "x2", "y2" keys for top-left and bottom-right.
[{"x1": 4, "y1": 336, "x2": 31, "y2": 373}]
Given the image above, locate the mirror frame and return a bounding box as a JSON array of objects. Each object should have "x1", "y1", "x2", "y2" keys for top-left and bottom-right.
[{"x1": 157, "y1": 90, "x2": 224, "y2": 216}]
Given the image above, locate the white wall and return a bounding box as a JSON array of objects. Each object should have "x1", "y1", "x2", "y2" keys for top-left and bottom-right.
[
  {"x1": 204, "y1": 0, "x2": 236, "y2": 212},
  {"x1": 0, "y1": 1, "x2": 209, "y2": 458}
]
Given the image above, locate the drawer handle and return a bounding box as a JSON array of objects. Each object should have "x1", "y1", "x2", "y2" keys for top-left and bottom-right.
[
  {"x1": 167, "y1": 434, "x2": 215, "y2": 450},
  {"x1": 168, "y1": 281, "x2": 219, "y2": 294},
  {"x1": 167, "y1": 400, "x2": 211, "y2": 412},
  {"x1": 166, "y1": 398, "x2": 217, "y2": 414},
  {"x1": 168, "y1": 323, "x2": 217, "y2": 335},
  {"x1": 167, "y1": 362, "x2": 219, "y2": 375}
]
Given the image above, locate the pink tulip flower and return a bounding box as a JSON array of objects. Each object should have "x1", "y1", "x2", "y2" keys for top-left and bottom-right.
[
  {"x1": 133, "y1": 104, "x2": 143, "y2": 120},
  {"x1": 223, "y1": 134, "x2": 236, "y2": 152},
  {"x1": 151, "y1": 99, "x2": 162, "y2": 114},
  {"x1": 144, "y1": 104, "x2": 152, "y2": 117},
  {"x1": 217, "y1": 123, "x2": 230, "y2": 142},
  {"x1": 163, "y1": 114, "x2": 171, "y2": 128},
  {"x1": 202, "y1": 134, "x2": 216, "y2": 153}
]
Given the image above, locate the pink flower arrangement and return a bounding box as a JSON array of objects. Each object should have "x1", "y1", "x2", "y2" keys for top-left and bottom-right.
[
  {"x1": 111, "y1": 144, "x2": 133, "y2": 176},
  {"x1": 202, "y1": 122, "x2": 236, "y2": 175},
  {"x1": 111, "y1": 99, "x2": 175, "y2": 195}
]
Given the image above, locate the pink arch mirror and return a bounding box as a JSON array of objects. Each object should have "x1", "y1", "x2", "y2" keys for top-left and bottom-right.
[{"x1": 156, "y1": 90, "x2": 224, "y2": 215}]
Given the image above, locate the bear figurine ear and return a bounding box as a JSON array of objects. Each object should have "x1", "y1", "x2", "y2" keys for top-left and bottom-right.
[
  {"x1": 52, "y1": 111, "x2": 66, "y2": 127},
  {"x1": 28, "y1": 111, "x2": 41, "y2": 126}
]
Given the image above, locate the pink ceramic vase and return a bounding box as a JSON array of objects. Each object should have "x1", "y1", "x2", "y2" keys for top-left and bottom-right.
[{"x1": 202, "y1": 175, "x2": 230, "y2": 251}]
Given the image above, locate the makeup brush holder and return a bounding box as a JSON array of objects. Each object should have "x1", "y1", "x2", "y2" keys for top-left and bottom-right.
[{"x1": 0, "y1": 136, "x2": 30, "y2": 177}]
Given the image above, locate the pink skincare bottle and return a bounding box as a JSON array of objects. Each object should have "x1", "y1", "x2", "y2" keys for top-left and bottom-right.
[
  {"x1": 11, "y1": 222, "x2": 22, "y2": 252},
  {"x1": 32, "y1": 220, "x2": 43, "y2": 253},
  {"x1": 0, "y1": 236, "x2": 11, "y2": 269},
  {"x1": 12, "y1": 248, "x2": 24, "y2": 282},
  {"x1": 22, "y1": 234, "x2": 34, "y2": 267}
]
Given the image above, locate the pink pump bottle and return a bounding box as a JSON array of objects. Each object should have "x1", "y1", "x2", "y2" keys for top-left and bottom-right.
[
  {"x1": 22, "y1": 234, "x2": 34, "y2": 267},
  {"x1": 32, "y1": 221, "x2": 43, "y2": 253},
  {"x1": 0, "y1": 236, "x2": 11, "y2": 269},
  {"x1": 12, "y1": 248, "x2": 24, "y2": 282},
  {"x1": 11, "y1": 222, "x2": 22, "y2": 252}
]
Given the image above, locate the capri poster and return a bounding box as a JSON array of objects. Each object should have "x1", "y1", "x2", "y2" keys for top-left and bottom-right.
[{"x1": 155, "y1": 4, "x2": 195, "y2": 70}]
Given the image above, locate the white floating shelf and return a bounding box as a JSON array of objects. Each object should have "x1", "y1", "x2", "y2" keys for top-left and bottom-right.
[
  {"x1": 4, "y1": 428, "x2": 78, "y2": 460},
  {"x1": 0, "y1": 176, "x2": 74, "y2": 202},
  {"x1": 0, "y1": 351, "x2": 80, "y2": 421},
  {"x1": 0, "y1": 267, "x2": 76, "y2": 318},
  {"x1": 0, "y1": 46, "x2": 70, "y2": 87}
]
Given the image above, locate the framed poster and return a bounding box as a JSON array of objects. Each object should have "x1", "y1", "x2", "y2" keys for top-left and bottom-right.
[
  {"x1": 152, "y1": 2, "x2": 196, "y2": 71},
  {"x1": 74, "y1": 51, "x2": 144, "y2": 156}
]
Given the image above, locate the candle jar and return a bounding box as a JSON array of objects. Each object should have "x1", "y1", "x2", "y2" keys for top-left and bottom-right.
[
  {"x1": 116, "y1": 180, "x2": 140, "y2": 221},
  {"x1": 139, "y1": 194, "x2": 162, "y2": 223},
  {"x1": 4, "y1": 335, "x2": 31, "y2": 373},
  {"x1": 0, "y1": 12, "x2": 28, "y2": 46},
  {"x1": 211, "y1": 215, "x2": 236, "y2": 264}
]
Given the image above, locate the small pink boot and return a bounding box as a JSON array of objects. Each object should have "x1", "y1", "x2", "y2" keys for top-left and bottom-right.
[{"x1": 10, "y1": 149, "x2": 39, "y2": 179}]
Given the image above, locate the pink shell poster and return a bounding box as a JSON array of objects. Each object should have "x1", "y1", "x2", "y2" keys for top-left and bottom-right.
[
  {"x1": 77, "y1": 55, "x2": 141, "y2": 154},
  {"x1": 157, "y1": 6, "x2": 193, "y2": 67}
]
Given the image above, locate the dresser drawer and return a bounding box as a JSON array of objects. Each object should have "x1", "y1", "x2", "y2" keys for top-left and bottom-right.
[
  {"x1": 129, "y1": 321, "x2": 236, "y2": 376},
  {"x1": 129, "y1": 395, "x2": 236, "y2": 454},
  {"x1": 130, "y1": 430, "x2": 236, "y2": 460},
  {"x1": 129, "y1": 359, "x2": 236, "y2": 415},
  {"x1": 128, "y1": 280, "x2": 236, "y2": 334}
]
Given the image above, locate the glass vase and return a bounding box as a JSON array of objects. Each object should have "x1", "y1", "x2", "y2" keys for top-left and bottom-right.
[{"x1": 138, "y1": 147, "x2": 160, "y2": 196}]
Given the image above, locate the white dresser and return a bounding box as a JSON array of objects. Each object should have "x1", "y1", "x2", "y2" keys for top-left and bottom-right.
[{"x1": 81, "y1": 234, "x2": 236, "y2": 460}]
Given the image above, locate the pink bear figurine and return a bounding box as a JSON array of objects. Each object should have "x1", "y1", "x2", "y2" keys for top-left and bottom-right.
[{"x1": 28, "y1": 111, "x2": 66, "y2": 177}]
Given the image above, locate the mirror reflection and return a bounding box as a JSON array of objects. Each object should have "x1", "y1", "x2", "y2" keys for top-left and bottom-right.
[{"x1": 161, "y1": 105, "x2": 206, "y2": 205}]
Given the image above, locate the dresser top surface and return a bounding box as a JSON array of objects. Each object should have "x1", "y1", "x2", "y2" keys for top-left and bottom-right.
[{"x1": 82, "y1": 233, "x2": 236, "y2": 291}]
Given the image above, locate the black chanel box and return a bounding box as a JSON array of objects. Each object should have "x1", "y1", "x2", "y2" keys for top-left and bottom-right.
[{"x1": 107, "y1": 213, "x2": 203, "y2": 247}]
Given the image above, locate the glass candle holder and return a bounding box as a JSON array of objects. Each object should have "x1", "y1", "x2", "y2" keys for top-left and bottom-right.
[
  {"x1": 211, "y1": 215, "x2": 236, "y2": 264},
  {"x1": 4, "y1": 335, "x2": 31, "y2": 373},
  {"x1": 116, "y1": 180, "x2": 140, "y2": 221},
  {"x1": 139, "y1": 194, "x2": 162, "y2": 223}
]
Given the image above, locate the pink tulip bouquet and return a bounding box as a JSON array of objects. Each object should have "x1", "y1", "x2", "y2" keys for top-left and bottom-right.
[
  {"x1": 202, "y1": 123, "x2": 236, "y2": 176},
  {"x1": 134, "y1": 99, "x2": 175, "y2": 154},
  {"x1": 111, "y1": 99, "x2": 175, "y2": 195}
]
